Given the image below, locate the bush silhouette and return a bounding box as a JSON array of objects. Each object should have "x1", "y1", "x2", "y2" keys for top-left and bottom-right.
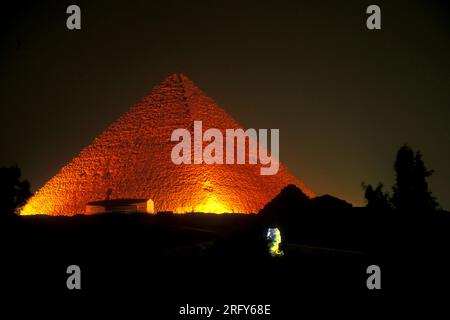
[{"x1": 362, "y1": 182, "x2": 392, "y2": 212}]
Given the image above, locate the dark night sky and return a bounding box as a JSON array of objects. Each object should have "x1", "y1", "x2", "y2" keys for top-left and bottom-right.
[{"x1": 1, "y1": 0, "x2": 449, "y2": 208}]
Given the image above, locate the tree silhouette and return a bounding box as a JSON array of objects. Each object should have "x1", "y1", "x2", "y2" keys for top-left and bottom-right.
[
  {"x1": 391, "y1": 145, "x2": 439, "y2": 213},
  {"x1": 362, "y1": 182, "x2": 392, "y2": 212},
  {"x1": 0, "y1": 165, "x2": 32, "y2": 217}
]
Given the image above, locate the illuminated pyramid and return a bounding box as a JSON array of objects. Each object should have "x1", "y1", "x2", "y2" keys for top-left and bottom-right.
[{"x1": 21, "y1": 74, "x2": 313, "y2": 215}]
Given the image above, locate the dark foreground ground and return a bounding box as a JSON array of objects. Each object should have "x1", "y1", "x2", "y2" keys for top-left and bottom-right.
[{"x1": 1, "y1": 211, "x2": 449, "y2": 316}]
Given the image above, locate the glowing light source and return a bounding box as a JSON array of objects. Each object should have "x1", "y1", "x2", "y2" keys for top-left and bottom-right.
[
  {"x1": 20, "y1": 205, "x2": 35, "y2": 216},
  {"x1": 146, "y1": 199, "x2": 155, "y2": 214},
  {"x1": 194, "y1": 196, "x2": 231, "y2": 214},
  {"x1": 266, "y1": 228, "x2": 284, "y2": 257},
  {"x1": 174, "y1": 186, "x2": 233, "y2": 213}
]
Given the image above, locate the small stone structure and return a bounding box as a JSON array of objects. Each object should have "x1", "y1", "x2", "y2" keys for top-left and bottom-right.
[{"x1": 85, "y1": 198, "x2": 154, "y2": 214}]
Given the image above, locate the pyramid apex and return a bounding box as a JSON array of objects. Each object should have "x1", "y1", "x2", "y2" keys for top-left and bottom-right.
[
  {"x1": 162, "y1": 73, "x2": 194, "y2": 85},
  {"x1": 154, "y1": 74, "x2": 201, "y2": 101}
]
